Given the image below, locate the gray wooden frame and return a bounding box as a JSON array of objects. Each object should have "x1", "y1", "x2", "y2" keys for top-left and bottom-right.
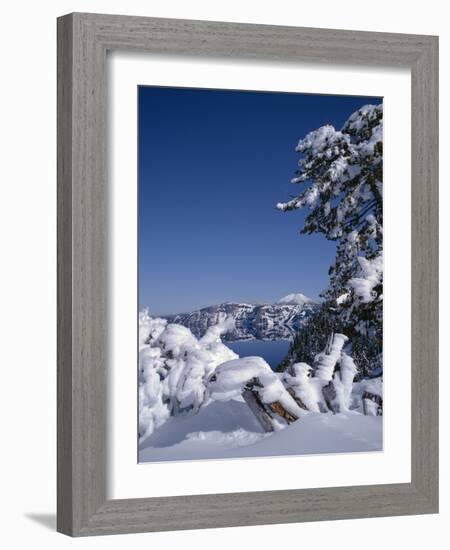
[{"x1": 57, "y1": 12, "x2": 439, "y2": 537}]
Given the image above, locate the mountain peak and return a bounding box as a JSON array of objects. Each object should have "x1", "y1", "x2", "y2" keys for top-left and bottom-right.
[{"x1": 276, "y1": 293, "x2": 314, "y2": 306}]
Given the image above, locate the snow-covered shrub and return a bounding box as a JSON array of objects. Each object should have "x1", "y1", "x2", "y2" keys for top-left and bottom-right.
[
  {"x1": 281, "y1": 362, "x2": 322, "y2": 412},
  {"x1": 339, "y1": 352, "x2": 359, "y2": 407},
  {"x1": 351, "y1": 376, "x2": 383, "y2": 415},
  {"x1": 139, "y1": 311, "x2": 237, "y2": 442},
  {"x1": 282, "y1": 333, "x2": 359, "y2": 414},
  {"x1": 139, "y1": 309, "x2": 166, "y2": 347},
  {"x1": 314, "y1": 333, "x2": 348, "y2": 381}
]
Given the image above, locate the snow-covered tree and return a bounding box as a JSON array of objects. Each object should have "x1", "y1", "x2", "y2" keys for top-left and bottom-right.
[
  {"x1": 139, "y1": 311, "x2": 237, "y2": 442},
  {"x1": 281, "y1": 333, "x2": 359, "y2": 414},
  {"x1": 277, "y1": 104, "x2": 383, "y2": 364},
  {"x1": 277, "y1": 302, "x2": 340, "y2": 371}
]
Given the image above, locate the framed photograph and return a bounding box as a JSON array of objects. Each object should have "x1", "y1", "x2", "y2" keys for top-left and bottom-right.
[{"x1": 57, "y1": 13, "x2": 438, "y2": 536}]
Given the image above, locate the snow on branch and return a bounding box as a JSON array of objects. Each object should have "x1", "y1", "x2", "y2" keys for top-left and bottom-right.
[
  {"x1": 277, "y1": 103, "x2": 383, "y2": 353},
  {"x1": 314, "y1": 333, "x2": 348, "y2": 382},
  {"x1": 349, "y1": 253, "x2": 383, "y2": 304}
]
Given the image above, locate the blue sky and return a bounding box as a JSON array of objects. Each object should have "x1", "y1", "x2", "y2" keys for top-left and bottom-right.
[{"x1": 139, "y1": 87, "x2": 382, "y2": 315}]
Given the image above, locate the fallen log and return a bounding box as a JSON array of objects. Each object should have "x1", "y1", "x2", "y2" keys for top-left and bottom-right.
[
  {"x1": 207, "y1": 357, "x2": 304, "y2": 433},
  {"x1": 242, "y1": 376, "x2": 299, "y2": 432}
]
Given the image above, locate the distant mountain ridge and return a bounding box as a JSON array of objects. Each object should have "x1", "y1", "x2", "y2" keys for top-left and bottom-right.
[{"x1": 165, "y1": 294, "x2": 317, "y2": 341}]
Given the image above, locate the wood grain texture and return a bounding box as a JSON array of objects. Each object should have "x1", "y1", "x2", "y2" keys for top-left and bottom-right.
[
  {"x1": 410, "y1": 36, "x2": 439, "y2": 506},
  {"x1": 57, "y1": 12, "x2": 439, "y2": 536},
  {"x1": 57, "y1": 13, "x2": 74, "y2": 535}
]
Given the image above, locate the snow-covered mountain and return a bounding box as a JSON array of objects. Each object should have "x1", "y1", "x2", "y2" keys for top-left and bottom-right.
[
  {"x1": 276, "y1": 293, "x2": 314, "y2": 306},
  {"x1": 165, "y1": 295, "x2": 317, "y2": 341}
]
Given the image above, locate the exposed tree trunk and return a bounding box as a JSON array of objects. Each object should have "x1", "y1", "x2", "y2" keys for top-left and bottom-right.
[
  {"x1": 242, "y1": 377, "x2": 299, "y2": 433},
  {"x1": 368, "y1": 175, "x2": 383, "y2": 209},
  {"x1": 242, "y1": 388, "x2": 275, "y2": 433},
  {"x1": 284, "y1": 364, "x2": 310, "y2": 412},
  {"x1": 286, "y1": 387, "x2": 309, "y2": 411}
]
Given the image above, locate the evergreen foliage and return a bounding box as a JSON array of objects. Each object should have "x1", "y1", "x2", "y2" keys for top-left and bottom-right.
[{"x1": 277, "y1": 104, "x2": 383, "y2": 377}]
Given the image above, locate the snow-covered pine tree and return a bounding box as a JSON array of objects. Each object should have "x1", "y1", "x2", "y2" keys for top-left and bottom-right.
[
  {"x1": 277, "y1": 104, "x2": 383, "y2": 376},
  {"x1": 277, "y1": 302, "x2": 341, "y2": 371}
]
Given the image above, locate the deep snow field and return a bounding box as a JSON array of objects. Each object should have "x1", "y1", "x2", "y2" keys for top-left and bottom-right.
[{"x1": 139, "y1": 396, "x2": 382, "y2": 462}]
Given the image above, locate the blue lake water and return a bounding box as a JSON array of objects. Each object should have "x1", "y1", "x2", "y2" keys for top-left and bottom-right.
[{"x1": 226, "y1": 339, "x2": 291, "y2": 371}]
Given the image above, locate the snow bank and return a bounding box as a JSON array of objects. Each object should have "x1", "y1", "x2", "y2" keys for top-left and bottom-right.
[{"x1": 139, "y1": 401, "x2": 382, "y2": 462}]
